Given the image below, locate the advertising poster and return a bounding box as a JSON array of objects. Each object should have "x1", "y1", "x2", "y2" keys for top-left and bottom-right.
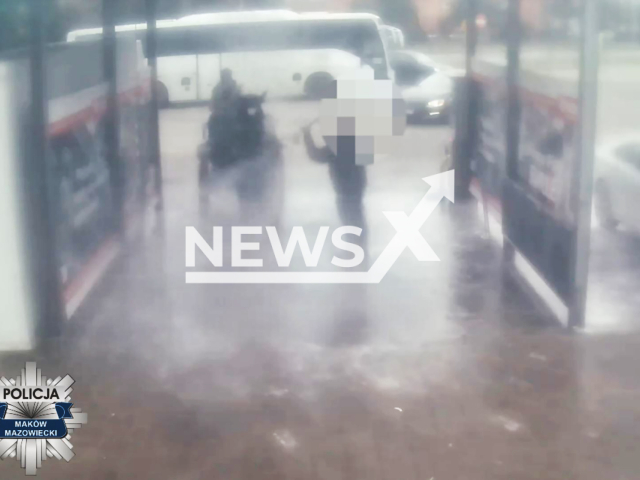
[
  {"x1": 502, "y1": 70, "x2": 579, "y2": 302},
  {"x1": 516, "y1": 71, "x2": 579, "y2": 226},
  {"x1": 470, "y1": 60, "x2": 507, "y2": 203},
  {"x1": 44, "y1": 38, "x2": 152, "y2": 316},
  {"x1": 470, "y1": 57, "x2": 580, "y2": 302}
]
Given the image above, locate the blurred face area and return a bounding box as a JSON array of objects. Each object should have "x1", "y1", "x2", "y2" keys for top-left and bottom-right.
[
  {"x1": 221, "y1": 68, "x2": 233, "y2": 84},
  {"x1": 319, "y1": 79, "x2": 407, "y2": 166}
]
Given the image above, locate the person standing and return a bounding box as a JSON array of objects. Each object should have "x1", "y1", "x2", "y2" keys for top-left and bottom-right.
[{"x1": 210, "y1": 68, "x2": 240, "y2": 115}]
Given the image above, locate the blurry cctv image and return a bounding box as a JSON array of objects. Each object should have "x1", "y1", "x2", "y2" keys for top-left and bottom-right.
[
  {"x1": 2, "y1": 0, "x2": 640, "y2": 479},
  {"x1": 318, "y1": 79, "x2": 406, "y2": 166}
]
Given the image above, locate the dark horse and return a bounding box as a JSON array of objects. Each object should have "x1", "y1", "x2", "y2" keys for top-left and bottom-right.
[
  {"x1": 207, "y1": 93, "x2": 267, "y2": 168},
  {"x1": 198, "y1": 93, "x2": 283, "y2": 218}
]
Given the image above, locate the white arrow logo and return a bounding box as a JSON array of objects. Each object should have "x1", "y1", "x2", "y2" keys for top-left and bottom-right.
[{"x1": 186, "y1": 170, "x2": 455, "y2": 284}]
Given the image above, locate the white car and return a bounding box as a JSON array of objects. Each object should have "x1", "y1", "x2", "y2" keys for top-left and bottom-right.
[
  {"x1": 389, "y1": 50, "x2": 453, "y2": 122},
  {"x1": 594, "y1": 137, "x2": 640, "y2": 230}
]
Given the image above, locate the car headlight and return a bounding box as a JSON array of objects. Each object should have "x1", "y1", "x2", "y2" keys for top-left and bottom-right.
[{"x1": 428, "y1": 99, "x2": 446, "y2": 108}]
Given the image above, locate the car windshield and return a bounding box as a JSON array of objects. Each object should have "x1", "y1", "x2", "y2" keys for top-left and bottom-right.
[{"x1": 390, "y1": 51, "x2": 437, "y2": 86}]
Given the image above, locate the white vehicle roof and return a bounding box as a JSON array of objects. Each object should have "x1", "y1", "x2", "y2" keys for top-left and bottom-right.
[
  {"x1": 178, "y1": 10, "x2": 299, "y2": 24},
  {"x1": 298, "y1": 12, "x2": 381, "y2": 22},
  {"x1": 67, "y1": 9, "x2": 382, "y2": 42}
]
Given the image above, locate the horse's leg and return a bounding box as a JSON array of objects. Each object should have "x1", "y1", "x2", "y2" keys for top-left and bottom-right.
[{"x1": 198, "y1": 146, "x2": 212, "y2": 216}]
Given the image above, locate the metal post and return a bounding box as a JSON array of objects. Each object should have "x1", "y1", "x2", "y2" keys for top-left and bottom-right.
[
  {"x1": 451, "y1": 0, "x2": 479, "y2": 197},
  {"x1": 465, "y1": 0, "x2": 478, "y2": 76},
  {"x1": 146, "y1": 0, "x2": 164, "y2": 209},
  {"x1": 503, "y1": 0, "x2": 522, "y2": 263},
  {"x1": 28, "y1": 0, "x2": 64, "y2": 336},
  {"x1": 103, "y1": 0, "x2": 123, "y2": 230},
  {"x1": 505, "y1": 0, "x2": 521, "y2": 182},
  {"x1": 568, "y1": 0, "x2": 600, "y2": 328}
]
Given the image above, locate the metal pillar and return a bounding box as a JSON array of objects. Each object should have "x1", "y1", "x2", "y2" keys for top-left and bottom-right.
[
  {"x1": 503, "y1": 0, "x2": 522, "y2": 263},
  {"x1": 505, "y1": 0, "x2": 521, "y2": 182},
  {"x1": 27, "y1": 0, "x2": 64, "y2": 336},
  {"x1": 103, "y1": 0, "x2": 124, "y2": 230},
  {"x1": 146, "y1": 0, "x2": 164, "y2": 209},
  {"x1": 569, "y1": 0, "x2": 600, "y2": 328},
  {"x1": 451, "y1": 0, "x2": 479, "y2": 197},
  {"x1": 464, "y1": 0, "x2": 478, "y2": 76}
]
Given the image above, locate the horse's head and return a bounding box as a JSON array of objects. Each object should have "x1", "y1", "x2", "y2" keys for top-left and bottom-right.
[{"x1": 236, "y1": 92, "x2": 267, "y2": 123}]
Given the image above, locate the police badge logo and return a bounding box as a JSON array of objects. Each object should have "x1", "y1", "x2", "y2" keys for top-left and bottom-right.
[{"x1": 0, "y1": 362, "x2": 88, "y2": 476}]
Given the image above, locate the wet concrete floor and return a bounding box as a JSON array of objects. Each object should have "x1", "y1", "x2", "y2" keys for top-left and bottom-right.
[{"x1": 2, "y1": 101, "x2": 640, "y2": 479}]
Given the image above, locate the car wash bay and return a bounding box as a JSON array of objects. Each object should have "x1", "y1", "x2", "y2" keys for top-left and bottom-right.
[{"x1": 3, "y1": 0, "x2": 640, "y2": 479}]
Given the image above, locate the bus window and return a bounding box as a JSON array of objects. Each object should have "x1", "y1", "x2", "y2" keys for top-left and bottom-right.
[
  {"x1": 192, "y1": 26, "x2": 224, "y2": 54},
  {"x1": 156, "y1": 28, "x2": 195, "y2": 57},
  {"x1": 299, "y1": 20, "x2": 388, "y2": 78},
  {"x1": 189, "y1": 20, "x2": 384, "y2": 60},
  {"x1": 210, "y1": 22, "x2": 295, "y2": 53}
]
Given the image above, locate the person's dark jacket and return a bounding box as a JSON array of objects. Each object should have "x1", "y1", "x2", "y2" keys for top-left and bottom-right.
[{"x1": 302, "y1": 126, "x2": 366, "y2": 202}]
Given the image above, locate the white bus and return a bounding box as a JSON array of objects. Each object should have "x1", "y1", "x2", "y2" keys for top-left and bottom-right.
[{"x1": 67, "y1": 10, "x2": 392, "y2": 105}]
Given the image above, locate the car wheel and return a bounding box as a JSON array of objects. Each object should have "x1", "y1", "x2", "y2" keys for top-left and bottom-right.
[
  {"x1": 304, "y1": 73, "x2": 334, "y2": 100},
  {"x1": 594, "y1": 180, "x2": 618, "y2": 230}
]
